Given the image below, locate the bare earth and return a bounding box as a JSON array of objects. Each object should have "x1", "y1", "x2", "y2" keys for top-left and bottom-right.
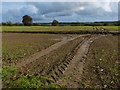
[
  {"x1": 3, "y1": 33, "x2": 118, "y2": 88},
  {"x1": 57, "y1": 35, "x2": 103, "y2": 88},
  {"x1": 15, "y1": 34, "x2": 90, "y2": 68},
  {"x1": 15, "y1": 34, "x2": 104, "y2": 88}
]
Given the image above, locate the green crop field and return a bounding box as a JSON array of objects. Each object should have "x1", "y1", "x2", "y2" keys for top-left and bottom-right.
[
  {"x1": 2, "y1": 26, "x2": 92, "y2": 31},
  {"x1": 1, "y1": 26, "x2": 119, "y2": 32},
  {"x1": 98, "y1": 26, "x2": 119, "y2": 32}
]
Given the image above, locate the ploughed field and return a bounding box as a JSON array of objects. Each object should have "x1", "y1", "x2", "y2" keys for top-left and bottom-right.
[
  {"x1": 58, "y1": 35, "x2": 119, "y2": 88},
  {"x1": 2, "y1": 33, "x2": 119, "y2": 88},
  {"x1": 79, "y1": 35, "x2": 119, "y2": 88},
  {"x1": 2, "y1": 33, "x2": 84, "y2": 88},
  {"x1": 2, "y1": 33, "x2": 77, "y2": 65}
]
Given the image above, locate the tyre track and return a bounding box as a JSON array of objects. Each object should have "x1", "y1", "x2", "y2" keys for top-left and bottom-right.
[
  {"x1": 45, "y1": 35, "x2": 91, "y2": 83},
  {"x1": 15, "y1": 34, "x2": 90, "y2": 68},
  {"x1": 45, "y1": 36, "x2": 91, "y2": 76},
  {"x1": 45, "y1": 35, "x2": 103, "y2": 87}
]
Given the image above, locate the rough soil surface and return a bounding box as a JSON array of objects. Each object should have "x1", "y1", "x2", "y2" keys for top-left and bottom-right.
[
  {"x1": 15, "y1": 34, "x2": 89, "y2": 68},
  {"x1": 78, "y1": 35, "x2": 119, "y2": 88},
  {"x1": 50, "y1": 35, "x2": 103, "y2": 88},
  {"x1": 51, "y1": 35, "x2": 118, "y2": 88},
  {"x1": 14, "y1": 34, "x2": 103, "y2": 88},
  {"x1": 3, "y1": 33, "x2": 119, "y2": 88}
]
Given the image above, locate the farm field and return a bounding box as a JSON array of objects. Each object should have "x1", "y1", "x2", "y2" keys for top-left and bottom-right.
[
  {"x1": 79, "y1": 35, "x2": 119, "y2": 88},
  {"x1": 58, "y1": 35, "x2": 119, "y2": 88},
  {"x1": 19, "y1": 35, "x2": 89, "y2": 75},
  {"x1": 2, "y1": 33, "x2": 77, "y2": 66},
  {"x1": 2, "y1": 26, "x2": 93, "y2": 31},
  {"x1": 2, "y1": 1, "x2": 119, "y2": 89},
  {"x1": 2, "y1": 32, "x2": 119, "y2": 88},
  {"x1": 2, "y1": 33, "x2": 87, "y2": 88},
  {"x1": 2, "y1": 26, "x2": 119, "y2": 32},
  {"x1": 98, "y1": 26, "x2": 119, "y2": 32}
]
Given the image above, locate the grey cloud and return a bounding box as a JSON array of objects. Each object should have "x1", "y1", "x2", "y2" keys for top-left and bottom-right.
[
  {"x1": 2, "y1": 2, "x2": 118, "y2": 22},
  {"x1": 25, "y1": 2, "x2": 118, "y2": 21}
]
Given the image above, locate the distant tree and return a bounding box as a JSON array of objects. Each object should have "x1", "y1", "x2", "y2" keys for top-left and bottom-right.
[
  {"x1": 52, "y1": 20, "x2": 59, "y2": 26},
  {"x1": 103, "y1": 23, "x2": 109, "y2": 26},
  {"x1": 2, "y1": 22, "x2": 7, "y2": 26},
  {"x1": 14, "y1": 22, "x2": 20, "y2": 26},
  {"x1": 6, "y1": 21, "x2": 13, "y2": 26},
  {"x1": 22, "y1": 15, "x2": 32, "y2": 26}
]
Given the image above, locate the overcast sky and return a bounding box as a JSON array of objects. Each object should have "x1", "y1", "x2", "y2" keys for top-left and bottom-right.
[{"x1": 1, "y1": 0, "x2": 119, "y2": 23}]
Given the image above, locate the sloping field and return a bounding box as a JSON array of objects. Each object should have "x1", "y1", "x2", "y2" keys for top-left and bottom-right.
[
  {"x1": 2, "y1": 33, "x2": 77, "y2": 66},
  {"x1": 2, "y1": 33, "x2": 119, "y2": 88},
  {"x1": 78, "y1": 35, "x2": 119, "y2": 88},
  {"x1": 18, "y1": 35, "x2": 89, "y2": 75},
  {"x1": 2, "y1": 33, "x2": 90, "y2": 88}
]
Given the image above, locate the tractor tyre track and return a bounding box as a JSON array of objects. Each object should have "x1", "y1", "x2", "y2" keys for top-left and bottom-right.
[
  {"x1": 46, "y1": 35, "x2": 103, "y2": 88},
  {"x1": 15, "y1": 34, "x2": 90, "y2": 68}
]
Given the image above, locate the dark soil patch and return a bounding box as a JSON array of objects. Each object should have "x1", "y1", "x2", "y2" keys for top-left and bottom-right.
[
  {"x1": 79, "y1": 35, "x2": 119, "y2": 88},
  {"x1": 18, "y1": 35, "x2": 88, "y2": 75},
  {"x1": 2, "y1": 30, "x2": 120, "y2": 35}
]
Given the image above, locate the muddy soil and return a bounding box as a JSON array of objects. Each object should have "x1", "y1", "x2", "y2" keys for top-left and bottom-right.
[
  {"x1": 56, "y1": 35, "x2": 102, "y2": 88},
  {"x1": 16, "y1": 35, "x2": 90, "y2": 76},
  {"x1": 15, "y1": 34, "x2": 89, "y2": 68},
  {"x1": 78, "y1": 35, "x2": 119, "y2": 88},
  {"x1": 57, "y1": 35, "x2": 119, "y2": 88},
  {"x1": 3, "y1": 34, "x2": 119, "y2": 88}
]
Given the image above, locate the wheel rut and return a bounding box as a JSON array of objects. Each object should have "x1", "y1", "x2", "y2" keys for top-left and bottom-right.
[
  {"x1": 15, "y1": 34, "x2": 89, "y2": 68},
  {"x1": 45, "y1": 35, "x2": 103, "y2": 88}
]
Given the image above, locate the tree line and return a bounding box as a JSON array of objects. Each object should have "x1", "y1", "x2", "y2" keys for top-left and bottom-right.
[{"x1": 1, "y1": 15, "x2": 120, "y2": 26}]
